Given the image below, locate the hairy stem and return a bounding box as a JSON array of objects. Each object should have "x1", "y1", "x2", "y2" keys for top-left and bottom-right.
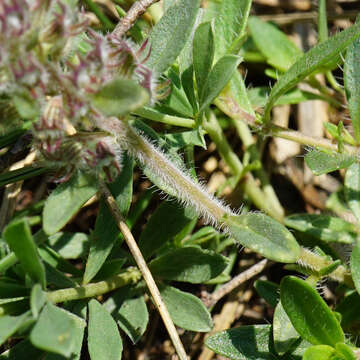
[
  {"x1": 298, "y1": 248, "x2": 353, "y2": 288},
  {"x1": 124, "y1": 120, "x2": 231, "y2": 224},
  {"x1": 47, "y1": 268, "x2": 141, "y2": 303},
  {"x1": 99, "y1": 181, "x2": 188, "y2": 360}
]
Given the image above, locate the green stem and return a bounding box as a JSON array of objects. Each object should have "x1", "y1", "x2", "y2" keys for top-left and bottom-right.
[
  {"x1": 82, "y1": 0, "x2": 114, "y2": 30},
  {"x1": 47, "y1": 268, "x2": 141, "y2": 303},
  {"x1": 214, "y1": 95, "x2": 285, "y2": 218}
]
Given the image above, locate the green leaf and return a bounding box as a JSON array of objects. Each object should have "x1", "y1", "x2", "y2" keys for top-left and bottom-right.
[
  {"x1": 248, "y1": 17, "x2": 302, "y2": 72},
  {"x1": 199, "y1": 55, "x2": 242, "y2": 112},
  {"x1": 83, "y1": 155, "x2": 133, "y2": 284},
  {"x1": 43, "y1": 171, "x2": 98, "y2": 235},
  {"x1": 285, "y1": 213, "x2": 357, "y2": 244},
  {"x1": 30, "y1": 303, "x2": 78, "y2": 357},
  {"x1": 48, "y1": 232, "x2": 89, "y2": 260},
  {"x1": 193, "y1": 21, "x2": 215, "y2": 99},
  {"x1": 273, "y1": 301, "x2": 299, "y2": 355},
  {"x1": 280, "y1": 276, "x2": 345, "y2": 346},
  {"x1": 305, "y1": 149, "x2": 355, "y2": 176},
  {"x1": 254, "y1": 280, "x2": 279, "y2": 307},
  {"x1": 351, "y1": 240, "x2": 360, "y2": 295},
  {"x1": 158, "y1": 77, "x2": 194, "y2": 117},
  {"x1": 92, "y1": 78, "x2": 149, "y2": 117},
  {"x1": 104, "y1": 287, "x2": 149, "y2": 344},
  {"x1": 88, "y1": 299, "x2": 123, "y2": 360},
  {"x1": 345, "y1": 163, "x2": 360, "y2": 221},
  {"x1": 30, "y1": 284, "x2": 46, "y2": 318},
  {"x1": 149, "y1": 246, "x2": 228, "y2": 283},
  {"x1": 3, "y1": 219, "x2": 46, "y2": 288},
  {"x1": 181, "y1": 65, "x2": 198, "y2": 113},
  {"x1": 43, "y1": 307, "x2": 86, "y2": 360},
  {"x1": 264, "y1": 22, "x2": 360, "y2": 122},
  {"x1": 0, "y1": 312, "x2": 31, "y2": 346},
  {"x1": 212, "y1": 0, "x2": 252, "y2": 60},
  {"x1": 12, "y1": 93, "x2": 40, "y2": 120},
  {"x1": 139, "y1": 202, "x2": 195, "y2": 259},
  {"x1": 222, "y1": 212, "x2": 300, "y2": 263},
  {"x1": 205, "y1": 325, "x2": 275, "y2": 360},
  {"x1": 335, "y1": 343, "x2": 356, "y2": 360},
  {"x1": 0, "y1": 167, "x2": 46, "y2": 188},
  {"x1": 146, "y1": 0, "x2": 200, "y2": 75},
  {"x1": 345, "y1": 36, "x2": 360, "y2": 143},
  {"x1": 160, "y1": 285, "x2": 212, "y2": 332},
  {"x1": 303, "y1": 345, "x2": 336, "y2": 360}
]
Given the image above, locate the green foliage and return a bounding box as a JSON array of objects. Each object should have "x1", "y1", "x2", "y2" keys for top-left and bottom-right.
[
  {"x1": 43, "y1": 172, "x2": 98, "y2": 235},
  {"x1": 160, "y1": 285, "x2": 213, "y2": 332},
  {"x1": 205, "y1": 325, "x2": 275, "y2": 360},
  {"x1": 248, "y1": 16, "x2": 302, "y2": 72},
  {"x1": 149, "y1": 246, "x2": 228, "y2": 283},
  {"x1": 222, "y1": 212, "x2": 300, "y2": 263},
  {"x1": 146, "y1": 0, "x2": 200, "y2": 75},
  {"x1": 345, "y1": 36, "x2": 360, "y2": 143},
  {"x1": 1, "y1": 1, "x2": 360, "y2": 359},
  {"x1": 87, "y1": 300, "x2": 122, "y2": 360},
  {"x1": 305, "y1": 149, "x2": 356, "y2": 175},
  {"x1": 280, "y1": 276, "x2": 345, "y2": 346},
  {"x1": 263, "y1": 21, "x2": 360, "y2": 121},
  {"x1": 3, "y1": 219, "x2": 46, "y2": 288}
]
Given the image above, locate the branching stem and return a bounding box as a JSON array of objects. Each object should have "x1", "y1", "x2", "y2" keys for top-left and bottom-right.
[{"x1": 47, "y1": 268, "x2": 141, "y2": 303}]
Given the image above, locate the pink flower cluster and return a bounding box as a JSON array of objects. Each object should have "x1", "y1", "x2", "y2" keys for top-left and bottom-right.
[{"x1": 0, "y1": 0, "x2": 159, "y2": 181}]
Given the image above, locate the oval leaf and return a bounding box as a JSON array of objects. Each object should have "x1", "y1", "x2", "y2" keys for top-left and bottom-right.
[
  {"x1": 88, "y1": 299, "x2": 123, "y2": 360},
  {"x1": 222, "y1": 212, "x2": 300, "y2": 263},
  {"x1": 264, "y1": 21, "x2": 360, "y2": 122},
  {"x1": 345, "y1": 163, "x2": 360, "y2": 221},
  {"x1": 4, "y1": 219, "x2": 46, "y2": 288},
  {"x1": 205, "y1": 325, "x2": 274, "y2": 360},
  {"x1": 43, "y1": 171, "x2": 98, "y2": 235},
  {"x1": 149, "y1": 246, "x2": 228, "y2": 283},
  {"x1": 92, "y1": 78, "x2": 149, "y2": 117},
  {"x1": 248, "y1": 16, "x2": 302, "y2": 72},
  {"x1": 160, "y1": 285, "x2": 212, "y2": 332},
  {"x1": 146, "y1": 0, "x2": 200, "y2": 75},
  {"x1": 344, "y1": 36, "x2": 360, "y2": 143},
  {"x1": 30, "y1": 303, "x2": 77, "y2": 357},
  {"x1": 280, "y1": 276, "x2": 345, "y2": 346}
]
